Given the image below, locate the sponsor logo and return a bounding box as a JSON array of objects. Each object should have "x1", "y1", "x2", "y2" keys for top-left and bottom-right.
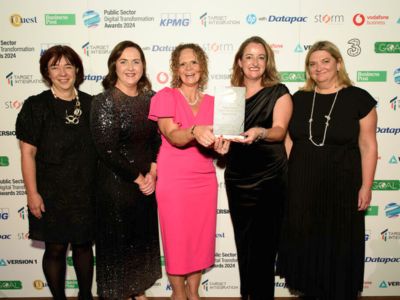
[
  {"x1": 0, "y1": 234, "x2": 11, "y2": 239},
  {"x1": 0, "y1": 259, "x2": 37, "y2": 265},
  {"x1": 33, "y1": 280, "x2": 47, "y2": 290},
  {"x1": 199, "y1": 12, "x2": 240, "y2": 27},
  {"x1": 203, "y1": 42, "x2": 234, "y2": 53},
  {"x1": 365, "y1": 205, "x2": 378, "y2": 216},
  {"x1": 200, "y1": 279, "x2": 239, "y2": 290},
  {"x1": 45, "y1": 14, "x2": 76, "y2": 25},
  {"x1": 5, "y1": 72, "x2": 43, "y2": 86},
  {"x1": 294, "y1": 43, "x2": 313, "y2": 53},
  {"x1": 385, "y1": 203, "x2": 400, "y2": 218},
  {"x1": 381, "y1": 228, "x2": 400, "y2": 241},
  {"x1": 275, "y1": 281, "x2": 288, "y2": 288},
  {"x1": 0, "y1": 208, "x2": 9, "y2": 220},
  {"x1": 365, "y1": 256, "x2": 400, "y2": 263},
  {"x1": 6, "y1": 72, "x2": 13, "y2": 86},
  {"x1": 259, "y1": 15, "x2": 308, "y2": 24},
  {"x1": 18, "y1": 207, "x2": 26, "y2": 220},
  {"x1": 380, "y1": 280, "x2": 400, "y2": 288},
  {"x1": 0, "y1": 281, "x2": 22, "y2": 289},
  {"x1": 210, "y1": 74, "x2": 230, "y2": 81},
  {"x1": 66, "y1": 280, "x2": 78, "y2": 289},
  {"x1": 357, "y1": 71, "x2": 387, "y2": 82},
  {"x1": 156, "y1": 72, "x2": 169, "y2": 84},
  {"x1": 84, "y1": 74, "x2": 105, "y2": 83},
  {"x1": 365, "y1": 229, "x2": 371, "y2": 241},
  {"x1": 17, "y1": 232, "x2": 29, "y2": 240},
  {"x1": 0, "y1": 131, "x2": 16, "y2": 136},
  {"x1": 202, "y1": 279, "x2": 209, "y2": 291},
  {"x1": 314, "y1": 14, "x2": 344, "y2": 24},
  {"x1": 375, "y1": 42, "x2": 400, "y2": 53},
  {"x1": 81, "y1": 42, "x2": 110, "y2": 56},
  {"x1": 246, "y1": 14, "x2": 257, "y2": 25},
  {"x1": 353, "y1": 13, "x2": 389, "y2": 26},
  {"x1": 160, "y1": 13, "x2": 190, "y2": 27},
  {"x1": 82, "y1": 10, "x2": 100, "y2": 28},
  {"x1": 216, "y1": 232, "x2": 225, "y2": 238},
  {"x1": 0, "y1": 157, "x2": 10, "y2": 167},
  {"x1": 280, "y1": 71, "x2": 305, "y2": 82},
  {"x1": 389, "y1": 96, "x2": 399, "y2": 110},
  {"x1": 347, "y1": 38, "x2": 361, "y2": 57},
  {"x1": 217, "y1": 208, "x2": 230, "y2": 214},
  {"x1": 394, "y1": 67, "x2": 400, "y2": 84},
  {"x1": 372, "y1": 180, "x2": 400, "y2": 190},
  {"x1": 376, "y1": 127, "x2": 400, "y2": 135},
  {"x1": 388, "y1": 155, "x2": 399, "y2": 164},
  {"x1": 10, "y1": 14, "x2": 38, "y2": 27}
]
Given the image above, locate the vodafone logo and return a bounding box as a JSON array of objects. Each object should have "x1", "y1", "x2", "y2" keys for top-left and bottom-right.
[
  {"x1": 353, "y1": 13, "x2": 365, "y2": 26},
  {"x1": 156, "y1": 72, "x2": 169, "y2": 84}
]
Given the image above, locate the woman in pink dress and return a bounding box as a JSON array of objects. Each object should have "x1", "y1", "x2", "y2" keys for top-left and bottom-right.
[{"x1": 149, "y1": 43, "x2": 229, "y2": 300}]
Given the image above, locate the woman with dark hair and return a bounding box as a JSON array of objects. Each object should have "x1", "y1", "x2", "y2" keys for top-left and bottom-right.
[
  {"x1": 148, "y1": 43, "x2": 229, "y2": 300},
  {"x1": 16, "y1": 45, "x2": 97, "y2": 300},
  {"x1": 225, "y1": 36, "x2": 292, "y2": 300},
  {"x1": 90, "y1": 40, "x2": 161, "y2": 300}
]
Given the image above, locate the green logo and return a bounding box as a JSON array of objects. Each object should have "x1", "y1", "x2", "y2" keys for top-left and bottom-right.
[
  {"x1": 0, "y1": 281, "x2": 22, "y2": 289},
  {"x1": 45, "y1": 14, "x2": 76, "y2": 25},
  {"x1": 357, "y1": 71, "x2": 387, "y2": 82},
  {"x1": 161, "y1": 256, "x2": 165, "y2": 266},
  {"x1": 365, "y1": 205, "x2": 379, "y2": 216},
  {"x1": 65, "y1": 280, "x2": 78, "y2": 289},
  {"x1": 0, "y1": 156, "x2": 9, "y2": 166},
  {"x1": 372, "y1": 180, "x2": 400, "y2": 191},
  {"x1": 375, "y1": 42, "x2": 400, "y2": 53},
  {"x1": 280, "y1": 71, "x2": 305, "y2": 82}
]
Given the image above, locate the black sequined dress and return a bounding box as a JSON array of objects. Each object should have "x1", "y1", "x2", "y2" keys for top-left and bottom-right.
[
  {"x1": 15, "y1": 90, "x2": 97, "y2": 243},
  {"x1": 90, "y1": 87, "x2": 162, "y2": 299}
]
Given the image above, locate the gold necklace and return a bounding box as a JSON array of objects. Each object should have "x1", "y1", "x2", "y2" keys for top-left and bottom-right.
[
  {"x1": 51, "y1": 87, "x2": 82, "y2": 125},
  {"x1": 178, "y1": 88, "x2": 199, "y2": 106}
]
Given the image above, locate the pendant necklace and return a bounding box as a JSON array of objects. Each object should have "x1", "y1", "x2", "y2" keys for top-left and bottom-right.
[
  {"x1": 51, "y1": 87, "x2": 82, "y2": 125},
  {"x1": 178, "y1": 88, "x2": 199, "y2": 106},
  {"x1": 308, "y1": 89, "x2": 340, "y2": 147}
]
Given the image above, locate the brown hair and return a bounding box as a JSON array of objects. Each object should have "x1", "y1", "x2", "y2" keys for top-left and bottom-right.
[
  {"x1": 302, "y1": 40, "x2": 352, "y2": 91},
  {"x1": 170, "y1": 43, "x2": 208, "y2": 91},
  {"x1": 102, "y1": 40, "x2": 151, "y2": 94},
  {"x1": 39, "y1": 45, "x2": 84, "y2": 87},
  {"x1": 231, "y1": 36, "x2": 280, "y2": 87}
]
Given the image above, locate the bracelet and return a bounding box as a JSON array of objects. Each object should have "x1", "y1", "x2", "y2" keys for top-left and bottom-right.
[
  {"x1": 256, "y1": 127, "x2": 267, "y2": 142},
  {"x1": 190, "y1": 125, "x2": 196, "y2": 137}
]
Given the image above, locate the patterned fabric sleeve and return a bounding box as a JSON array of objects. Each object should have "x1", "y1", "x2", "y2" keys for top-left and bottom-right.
[{"x1": 90, "y1": 91, "x2": 140, "y2": 181}]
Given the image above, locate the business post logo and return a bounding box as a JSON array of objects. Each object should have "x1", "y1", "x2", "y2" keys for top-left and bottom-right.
[
  {"x1": 280, "y1": 71, "x2": 306, "y2": 82},
  {"x1": 357, "y1": 71, "x2": 387, "y2": 82},
  {"x1": 365, "y1": 205, "x2": 379, "y2": 216},
  {"x1": 9, "y1": 14, "x2": 38, "y2": 27},
  {"x1": 45, "y1": 14, "x2": 76, "y2": 25},
  {"x1": 347, "y1": 38, "x2": 361, "y2": 57},
  {"x1": 160, "y1": 13, "x2": 190, "y2": 27},
  {"x1": 375, "y1": 42, "x2": 400, "y2": 54}
]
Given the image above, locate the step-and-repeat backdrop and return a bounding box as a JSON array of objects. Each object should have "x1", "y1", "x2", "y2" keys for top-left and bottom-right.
[{"x1": 1, "y1": 0, "x2": 399, "y2": 297}]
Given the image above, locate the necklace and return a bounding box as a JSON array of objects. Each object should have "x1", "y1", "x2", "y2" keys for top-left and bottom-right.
[
  {"x1": 178, "y1": 88, "x2": 199, "y2": 106},
  {"x1": 308, "y1": 89, "x2": 340, "y2": 147},
  {"x1": 51, "y1": 87, "x2": 82, "y2": 125}
]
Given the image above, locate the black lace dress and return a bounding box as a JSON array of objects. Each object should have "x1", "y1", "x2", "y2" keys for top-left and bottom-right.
[
  {"x1": 90, "y1": 87, "x2": 162, "y2": 299},
  {"x1": 15, "y1": 90, "x2": 97, "y2": 243}
]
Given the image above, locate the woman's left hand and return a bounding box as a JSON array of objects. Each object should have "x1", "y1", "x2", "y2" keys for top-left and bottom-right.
[
  {"x1": 235, "y1": 127, "x2": 262, "y2": 144},
  {"x1": 214, "y1": 136, "x2": 230, "y2": 155},
  {"x1": 139, "y1": 173, "x2": 156, "y2": 196},
  {"x1": 358, "y1": 186, "x2": 372, "y2": 211}
]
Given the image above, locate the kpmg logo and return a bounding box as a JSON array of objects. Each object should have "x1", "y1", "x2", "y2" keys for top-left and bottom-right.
[
  {"x1": 375, "y1": 42, "x2": 400, "y2": 53},
  {"x1": 385, "y1": 203, "x2": 400, "y2": 218},
  {"x1": 0, "y1": 156, "x2": 10, "y2": 167},
  {"x1": 259, "y1": 15, "x2": 307, "y2": 24},
  {"x1": 353, "y1": 13, "x2": 389, "y2": 26},
  {"x1": 160, "y1": 13, "x2": 190, "y2": 27},
  {"x1": 10, "y1": 14, "x2": 38, "y2": 27},
  {"x1": 372, "y1": 180, "x2": 400, "y2": 190},
  {"x1": 357, "y1": 71, "x2": 387, "y2": 82},
  {"x1": 394, "y1": 67, "x2": 400, "y2": 84},
  {"x1": 347, "y1": 38, "x2": 361, "y2": 57},
  {"x1": 0, "y1": 208, "x2": 9, "y2": 220},
  {"x1": 389, "y1": 96, "x2": 399, "y2": 110},
  {"x1": 82, "y1": 10, "x2": 100, "y2": 28},
  {"x1": 246, "y1": 14, "x2": 257, "y2": 25},
  {"x1": 314, "y1": 14, "x2": 344, "y2": 24}
]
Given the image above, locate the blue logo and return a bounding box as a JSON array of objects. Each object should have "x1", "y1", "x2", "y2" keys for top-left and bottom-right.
[
  {"x1": 0, "y1": 208, "x2": 9, "y2": 220},
  {"x1": 385, "y1": 202, "x2": 400, "y2": 218},
  {"x1": 246, "y1": 14, "x2": 257, "y2": 24},
  {"x1": 160, "y1": 13, "x2": 190, "y2": 27},
  {"x1": 394, "y1": 67, "x2": 400, "y2": 84},
  {"x1": 83, "y1": 10, "x2": 100, "y2": 28}
]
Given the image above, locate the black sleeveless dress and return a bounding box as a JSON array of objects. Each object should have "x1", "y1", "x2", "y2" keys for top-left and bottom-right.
[
  {"x1": 224, "y1": 84, "x2": 290, "y2": 299},
  {"x1": 277, "y1": 86, "x2": 376, "y2": 300}
]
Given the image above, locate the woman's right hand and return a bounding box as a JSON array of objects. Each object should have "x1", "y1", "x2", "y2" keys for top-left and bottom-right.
[
  {"x1": 192, "y1": 125, "x2": 215, "y2": 148},
  {"x1": 27, "y1": 192, "x2": 45, "y2": 219}
]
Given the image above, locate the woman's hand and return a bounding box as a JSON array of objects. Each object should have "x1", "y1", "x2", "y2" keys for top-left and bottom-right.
[
  {"x1": 27, "y1": 192, "x2": 45, "y2": 219},
  {"x1": 214, "y1": 136, "x2": 231, "y2": 155},
  {"x1": 234, "y1": 127, "x2": 264, "y2": 145},
  {"x1": 358, "y1": 186, "x2": 372, "y2": 211},
  {"x1": 192, "y1": 125, "x2": 215, "y2": 148},
  {"x1": 136, "y1": 173, "x2": 156, "y2": 196}
]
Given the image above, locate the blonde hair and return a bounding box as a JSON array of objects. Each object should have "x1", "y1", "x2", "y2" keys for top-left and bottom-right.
[
  {"x1": 302, "y1": 40, "x2": 352, "y2": 91},
  {"x1": 230, "y1": 36, "x2": 280, "y2": 87}
]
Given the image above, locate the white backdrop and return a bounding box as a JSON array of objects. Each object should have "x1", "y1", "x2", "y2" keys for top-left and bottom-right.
[{"x1": 1, "y1": 0, "x2": 399, "y2": 297}]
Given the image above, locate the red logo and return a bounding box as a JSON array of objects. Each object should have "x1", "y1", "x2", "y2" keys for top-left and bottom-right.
[
  {"x1": 156, "y1": 72, "x2": 169, "y2": 84},
  {"x1": 353, "y1": 13, "x2": 365, "y2": 26}
]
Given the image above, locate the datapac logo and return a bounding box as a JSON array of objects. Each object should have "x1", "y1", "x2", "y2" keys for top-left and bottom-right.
[{"x1": 160, "y1": 13, "x2": 190, "y2": 27}]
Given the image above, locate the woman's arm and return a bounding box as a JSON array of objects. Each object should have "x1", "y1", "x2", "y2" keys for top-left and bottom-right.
[
  {"x1": 358, "y1": 107, "x2": 378, "y2": 211},
  {"x1": 19, "y1": 141, "x2": 45, "y2": 219}
]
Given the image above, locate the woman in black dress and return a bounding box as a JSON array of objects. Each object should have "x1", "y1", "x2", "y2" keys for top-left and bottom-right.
[
  {"x1": 224, "y1": 36, "x2": 292, "y2": 300},
  {"x1": 90, "y1": 41, "x2": 161, "y2": 300},
  {"x1": 277, "y1": 41, "x2": 378, "y2": 300},
  {"x1": 16, "y1": 45, "x2": 97, "y2": 300}
]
